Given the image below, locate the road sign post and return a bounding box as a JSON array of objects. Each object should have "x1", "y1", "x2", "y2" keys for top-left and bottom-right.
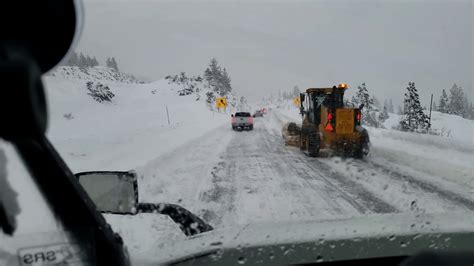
[{"x1": 429, "y1": 93, "x2": 433, "y2": 128}]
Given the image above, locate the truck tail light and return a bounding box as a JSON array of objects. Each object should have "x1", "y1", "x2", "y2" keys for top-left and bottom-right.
[
  {"x1": 231, "y1": 117, "x2": 236, "y2": 123},
  {"x1": 248, "y1": 117, "x2": 253, "y2": 123},
  {"x1": 355, "y1": 110, "x2": 361, "y2": 125}
]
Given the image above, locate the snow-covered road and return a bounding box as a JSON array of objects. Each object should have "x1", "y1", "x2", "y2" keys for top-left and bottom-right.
[{"x1": 133, "y1": 110, "x2": 474, "y2": 232}]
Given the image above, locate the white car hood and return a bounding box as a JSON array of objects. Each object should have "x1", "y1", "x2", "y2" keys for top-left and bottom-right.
[{"x1": 133, "y1": 211, "x2": 474, "y2": 265}]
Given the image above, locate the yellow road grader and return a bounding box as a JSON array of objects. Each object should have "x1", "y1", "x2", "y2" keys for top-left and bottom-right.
[{"x1": 282, "y1": 84, "x2": 369, "y2": 158}]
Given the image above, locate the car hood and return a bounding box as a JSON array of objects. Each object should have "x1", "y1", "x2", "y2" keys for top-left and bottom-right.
[{"x1": 134, "y1": 211, "x2": 474, "y2": 265}]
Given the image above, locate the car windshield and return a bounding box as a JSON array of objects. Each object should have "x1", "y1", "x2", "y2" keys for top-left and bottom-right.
[
  {"x1": 1, "y1": 0, "x2": 473, "y2": 264},
  {"x1": 235, "y1": 112, "x2": 251, "y2": 117}
]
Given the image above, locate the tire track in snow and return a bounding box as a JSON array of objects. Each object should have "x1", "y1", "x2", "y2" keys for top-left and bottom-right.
[
  {"x1": 199, "y1": 160, "x2": 238, "y2": 226},
  {"x1": 366, "y1": 160, "x2": 474, "y2": 210},
  {"x1": 300, "y1": 157, "x2": 399, "y2": 213},
  {"x1": 268, "y1": 111, "x2": 398, "y2": 214},
  {"x1": 203, "y1": 119, "x2": 366, "y2": 226},
  {"x1": 258, "y1": 123, "x2": 358, "y2": 216}
]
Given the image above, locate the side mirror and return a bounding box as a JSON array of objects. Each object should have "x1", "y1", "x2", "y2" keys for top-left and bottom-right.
[
  {"x1": 359, "y1": 103, "x2": 365, "y2": 110},
  {"x1": 74, "y1": 170, "x2": 214, "y2": 236},
  {"x1": 75, "y1": 171, "x2": 138, "y2": 214},
  {"x1": 231, "y1": 114, "x2": 234, "y2": 117},
  {"x1": 253, "y1": 115, "x2": 255, "y2": 118}
]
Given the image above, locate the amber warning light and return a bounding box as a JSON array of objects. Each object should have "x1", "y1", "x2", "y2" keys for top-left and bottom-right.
[{"x1": 338, "y1": 83, "x2": 348, "y2": 89}]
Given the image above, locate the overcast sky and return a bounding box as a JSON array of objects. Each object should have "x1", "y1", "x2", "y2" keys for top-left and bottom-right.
[{"x1": 77, "y1": 0, "x2": 473, "y2": 106}]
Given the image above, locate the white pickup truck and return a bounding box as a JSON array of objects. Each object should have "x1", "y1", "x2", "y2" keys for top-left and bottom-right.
[{"x1": 231, "y1": 112, "x2": 254, "y2": 130}]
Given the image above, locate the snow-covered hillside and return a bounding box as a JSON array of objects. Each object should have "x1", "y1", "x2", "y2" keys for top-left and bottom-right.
[{"x1": 44, "y1": 68, "x2": 231, "y2": 173}]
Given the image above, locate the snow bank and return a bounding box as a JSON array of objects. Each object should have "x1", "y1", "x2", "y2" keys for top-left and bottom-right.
[
  {"x1": 383, "y1": 111, "x2": 474, "y2": 144},
  {"x1": 2, "y1": 67, "x2": 233, "y2": 259},
  {"x1": 44, "y1": 75, "x2": 230, "y2": 173},
  {"x1": 275, "y1": 102, "x2": 474, "y2": 199}
]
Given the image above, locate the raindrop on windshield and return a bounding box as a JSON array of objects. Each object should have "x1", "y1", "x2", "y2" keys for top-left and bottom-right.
[
  {"x1": 316, "y1": 255, "x2": 324, "y2": 263},
  {"x1": 269, "y1": 252, "x2": 275, "y2": 260},
  {"x1": 400, "y1": 241, "x2": 407, "y2": 248},
  {"x1": 388, "y1": 235, "x2": 396, "y2": 241},
  {"x1": 237, "y1": 256, "x2": 247, "y2": 264}
]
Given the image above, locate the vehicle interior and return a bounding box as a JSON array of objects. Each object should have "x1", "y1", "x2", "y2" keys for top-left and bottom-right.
[{"x1": 0, "y1": 1, "x2": 473, "y2": 265}]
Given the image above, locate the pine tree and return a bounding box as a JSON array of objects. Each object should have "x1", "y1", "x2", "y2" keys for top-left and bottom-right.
[
  {"x1": 85, "y1": 55, "x2": 93, "y2": 67},
  {"x1": 383, "y1": 99, "x2": 393, "y2": 114},
  {"x1": 65, "y1": 51, "x2": 79, "y2": 66},
  {"x1": 469, "y1": 102, "x2": 474, "y2": 120},
  {"x1": 461, "y1": 92, "x2": 470, "y2": 119},
  {"x1": 220, "y1": 68, "x2": 232, "y2": 96},
  {"x1": 352, "y1": 83, "x2": 374, "y2": 110},
  {"x1": 388, "y1": 99, "x2": 394, "y2": 113},
  {"x1": 447, "y1": 84, "x2": 467, "y2": 116},
  {"x1": 351, "y1": 83, "x2": 380, "y2": 127},
  {"x1": 78, "y1": 53, "x2": 87, "y2": 68},
  {"x1": 91, "y1": 56, "x2": 99, "y2": 67},
  {"x1": 203, "y1": 58, "x2": 233, "y2": 97},
  {"x1": 111, "y1": 57, "x2": 119, "y2": 72},
  {"x1": 378, "y1": 105, "x2": 389, "y2": 123},
  {"x1": 106, "y1": 57, "x2": 113, "y2": 69},
  {"x1": 397, "y1": 105, "x2": 403, "y2": 115},
  {"x1": 373, "y1": 96, "x2": 382, "y2": 110},
  {"x1": 292, "y1": 86, "x2": 300, "y2": 97},
  {"x1": 438, "y1": 89, "x2": 449, "y2": 113},
  {"x1": 204, "y1": 68, "x2": 212, "y2": 83},
  {"x1": 95, "y1": 56, "x2": 100, "y2": 66},
  {"x1": 399, "y1": 82, "x2": 430, "y2": 132}
]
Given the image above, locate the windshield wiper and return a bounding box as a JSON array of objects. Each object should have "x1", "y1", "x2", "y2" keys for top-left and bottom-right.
[{"x1": 138, "y1": 203, "x2": 213, "y2": 236}]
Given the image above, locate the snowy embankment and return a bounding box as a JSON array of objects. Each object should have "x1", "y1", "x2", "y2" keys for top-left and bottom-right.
[
  {"x1": 274, "y1": 102, "x2": 474, "y2": 200},
  {"x1": 43, "y1": 67, "x2": 236, "y2": 256},
  {"x1": 45, "y1": 66, "x2": 230, "y2": 172},
  {"x1": 1, "y1": 66, "x2": 231, "y2": 258}
]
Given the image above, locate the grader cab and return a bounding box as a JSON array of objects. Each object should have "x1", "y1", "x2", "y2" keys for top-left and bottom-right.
[{"x1": 283, "y1": 83, "x2": 369, "y2": 158}]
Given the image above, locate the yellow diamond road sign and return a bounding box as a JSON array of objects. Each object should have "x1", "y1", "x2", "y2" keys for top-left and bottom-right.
[
  {"x1": 293, "y1": 97, "x2": 300, "y2": 106},
  {"x1": 216, "y1": 97, "x2": 227, "y2": 108}
]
